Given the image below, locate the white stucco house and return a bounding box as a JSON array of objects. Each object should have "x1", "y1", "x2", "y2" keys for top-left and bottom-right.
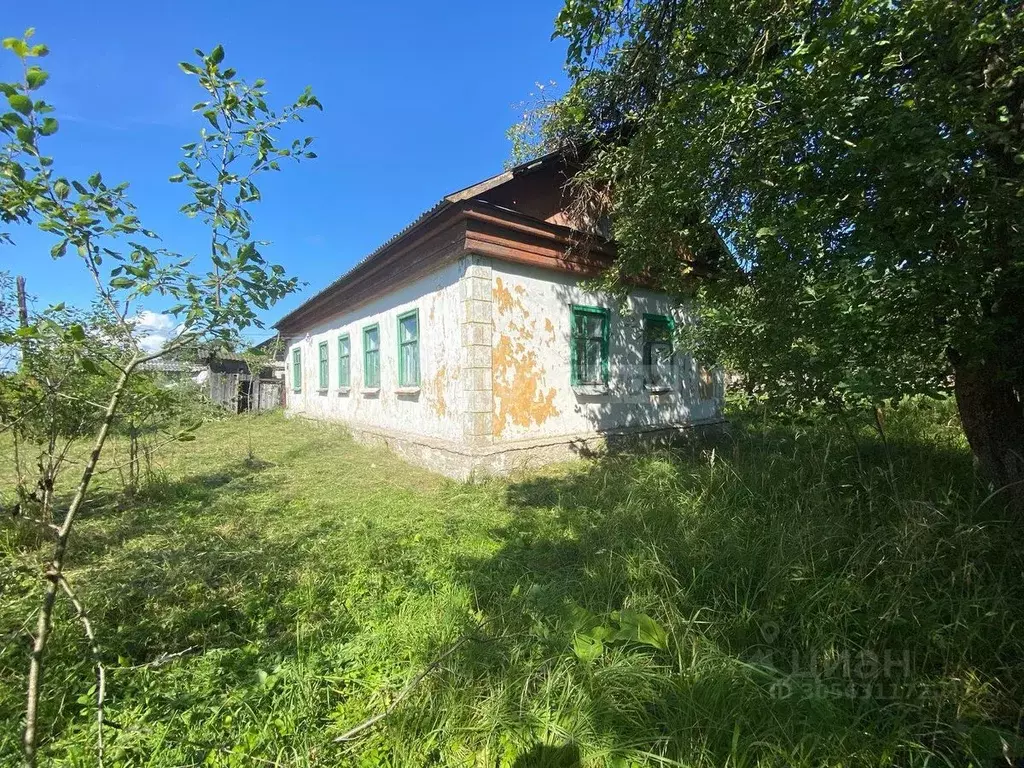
[{"x1": 274, "y1": 151, "x2": 723, "y2": 478}]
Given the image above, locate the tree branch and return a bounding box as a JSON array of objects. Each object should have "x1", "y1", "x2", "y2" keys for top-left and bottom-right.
[
  {"x1": 110, "y1": 645, "x2": 201, "y2": 671},
  {"x1": 23, "y1": 357, "x2": 138, "y2": 767},
  {"x1": 333, "y1": 627, "x2": 483, "y2": 743},
  {"x1": 57, "y1": 575, "x2": 105, "y2": 767}
]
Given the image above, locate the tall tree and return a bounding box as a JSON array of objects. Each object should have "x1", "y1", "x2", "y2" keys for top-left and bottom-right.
[{"x1": 536, "y1": 0, "x2": 1024, "y2": 504}]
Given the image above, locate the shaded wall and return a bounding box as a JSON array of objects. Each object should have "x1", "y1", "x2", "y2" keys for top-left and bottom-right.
[{"x1": 489, "y1": 259, "x2": 722, "y2": 443}]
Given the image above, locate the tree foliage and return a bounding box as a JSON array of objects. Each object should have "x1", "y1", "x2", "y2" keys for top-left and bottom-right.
[{"x1": 534, "y1": 0, "x2": 1024, "y2": 495}]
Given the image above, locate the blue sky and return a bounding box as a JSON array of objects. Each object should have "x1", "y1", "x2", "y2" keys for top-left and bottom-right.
[{"x1": 2, "y1": 1, "x2": 566, "y2": 343}]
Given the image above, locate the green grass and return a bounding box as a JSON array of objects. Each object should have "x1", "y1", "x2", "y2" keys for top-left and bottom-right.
[{"x1": 1, "y1": 401, "x2": 1022, "y2": 766}]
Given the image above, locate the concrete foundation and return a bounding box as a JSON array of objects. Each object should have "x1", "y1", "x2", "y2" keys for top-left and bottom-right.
[{"x1": 288, "y1": 412, "x2": 726, "y2": 480}]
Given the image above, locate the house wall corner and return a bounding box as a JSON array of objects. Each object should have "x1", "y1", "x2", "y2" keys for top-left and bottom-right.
[{"x1": 459, "y1": 255, "x2": 494, "y2": 446}]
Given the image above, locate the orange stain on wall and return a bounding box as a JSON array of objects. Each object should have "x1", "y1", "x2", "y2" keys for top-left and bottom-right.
[
  {"x1": 432, "y1": 365, "x2": 447, "y2": 417},
  {"x1": 493, "y1": 277, "x2": 529, "y2": 317},
  {"x1": 492, "y1": 333, "x2": 558, "y2": 436}
]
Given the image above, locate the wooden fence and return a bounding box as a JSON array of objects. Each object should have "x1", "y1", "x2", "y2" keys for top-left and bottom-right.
[{"x1": 207, "y1": 373, "x2": 283, "y2": 413}]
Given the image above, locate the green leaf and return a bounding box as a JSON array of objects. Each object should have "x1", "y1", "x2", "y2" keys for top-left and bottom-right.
[
  {"x1": 0, "y1": 112, "x2": 24, "y2": 128},
  {"x1": 8, "y1": 93, "x2": 31, "y2": 115},
  {"x1": 25, "y1": 66, "x2": 48, "y2": 90},
  {"x1": 178, "y1": 62, "x2": 201, "y2": 75},
  {"x1": 2, "y1": 37, "x2": 28, "y2": 57},
  {"x1": 87, "y1": 171, "x2": 102, "y2": 189},
  {"x1": 80, "y1": 358, "x2": 102, "y2": 375},
  {"x1": 209, "y1": 45, "x2": 225, "y2": 65},
  {"x1": 611, "y1": 610, "x2": 669, "y2": 651},
  {"x1": 37, "y1": 117, "x2": 58, "y2": 136},
  {"x1": 572, "y1": 633, "x2": 604, "y2": 662}
]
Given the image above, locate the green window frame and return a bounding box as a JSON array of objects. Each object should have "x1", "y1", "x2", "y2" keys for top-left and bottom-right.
[
  {"x1": 570, "y1": 304, "x2": 610, "y2": 386},
  {"x1": 337, "y1": 334, "x2": 351, "y2": 388},
  {"x1": 291, "y1": 347, "x2": 302, "y2": 392},
  {"x1": 362, "y1": 323, "x2": 380, "y2": 388},
  {"x1": 317, "y1": 341, "x2": 329, "y2": 390},
  {"x1": 397, "y1": 309, "x2": 420, "y2": 387},
  {"x1": 643, "y1": 314, "x2": 674, "y2": 388}
]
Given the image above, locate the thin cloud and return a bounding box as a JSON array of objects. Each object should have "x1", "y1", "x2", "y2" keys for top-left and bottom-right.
[{"x1": 133, "y1": 311, "x2": 182, "y2": 353}]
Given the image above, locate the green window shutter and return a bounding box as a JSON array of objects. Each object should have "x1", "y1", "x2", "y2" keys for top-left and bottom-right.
[
  {"x1": 318, "y1": 341, "x2": 329, "y2": 389},
  {"x1": 338, "y1": 334, "x2": 350, "y2": 387},
  {"x1": 397, "y1": 309, "x2": 419, "y2": 387},
  {"x1": 292, "y1": 348, "x2": 302, "y2": 392},
  {"x1": 570, "y1": 305, "x2": 610, "y2": 385},
  {"x1": 642, "y1": 314, "x2": 674, "y2": 388},
  {"x1": 362, "y1": 324, "x2": 380, "y2": 388}
]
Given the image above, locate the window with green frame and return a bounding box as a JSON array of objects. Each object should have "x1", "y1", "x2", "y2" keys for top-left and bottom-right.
[
  {"x1": 317, "y1": 341, "x2": 329, "y2": 390},
  {"x1": 397, "y1": 309, "x2": 419, "y2": 387},
  {"x1": 643, "y1": 314, "x2": 674, "y2": 388},
  {"x1": 291, "y1": 347, "x2": 302, "y2": 392},
  {"x1": 362, "y1": 324, "x2": 380, "y2": 388},
  {"x1": 337, "y1": 334, "x2": 351, "y2": 388},
  {"x1": 570, "y1": 304, "x2": 610, "y2": 386}
]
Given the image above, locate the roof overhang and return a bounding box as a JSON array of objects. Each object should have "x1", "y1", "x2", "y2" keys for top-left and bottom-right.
[
  {"x1": 268, "y1": 148, "x2": 730, "y2": 337},
  {"x1": 274, "y1": 200, "x2": 613, "y2": 336}
]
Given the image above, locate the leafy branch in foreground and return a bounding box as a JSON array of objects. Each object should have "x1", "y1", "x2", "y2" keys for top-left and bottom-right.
[
  {"x1": 172, "y1": 43, "x2": 318, "y2": 324},
  {"x1": 1, "y1": 30, "x2": 320, "y2": 766}
]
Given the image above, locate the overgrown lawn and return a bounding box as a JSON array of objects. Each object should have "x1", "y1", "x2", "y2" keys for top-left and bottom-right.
[{"x1": 2, "y1": 403, "x2": 1022, "y2": 766}]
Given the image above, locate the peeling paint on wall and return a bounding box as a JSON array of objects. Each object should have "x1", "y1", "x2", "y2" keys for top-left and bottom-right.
[
  {"x1": 493, "y1": 277, "x2": 515, "y2": 315},
  {"x1": 432, "y1": 365, "x2": 449, "y2": 417},
  {"x1": 493, "y1": 277, "x2": 530, "y2": 318},
  {"x1": 490, "y1": 260, "x2": 720, "y2": 442},
  {"x1": 492, "y1": 333, "x2": 559, "y2": 436}
]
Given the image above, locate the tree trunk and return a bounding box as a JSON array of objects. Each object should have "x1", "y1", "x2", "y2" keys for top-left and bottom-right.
[
  {"x1": 16, "y1": 275, "x2": 28, "y2": 329},
  {"x1": 950, "y1": 354, "x2": 1024, "y2": 511},
  {"x1": 22, "y1": 360, "x2": 137, "y2": 767}
]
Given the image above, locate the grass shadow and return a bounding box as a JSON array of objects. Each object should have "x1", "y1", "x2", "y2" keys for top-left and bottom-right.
[
  {"x1": 3, "y1": 407, "x2": 1021, "y2": 766},
  {"x1": 512, "y1": 742, "x2": 581, "y2": 767},
  {"x1": 443, "y1": 404, "x2": 1024, "y2": 766}
]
